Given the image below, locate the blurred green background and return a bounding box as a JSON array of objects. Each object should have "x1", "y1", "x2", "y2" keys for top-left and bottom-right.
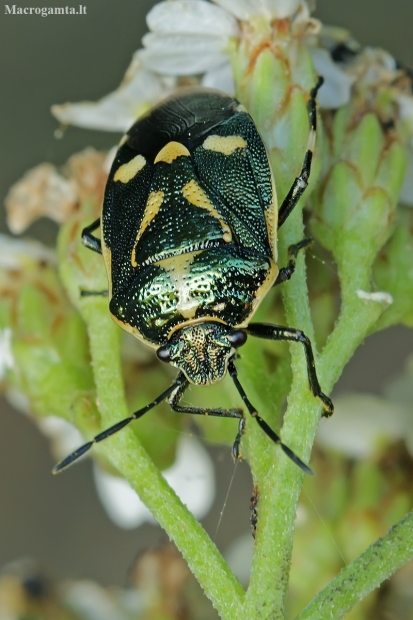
[{"x1": 1, "y1": 0, "x2": 413, "y2": 588}]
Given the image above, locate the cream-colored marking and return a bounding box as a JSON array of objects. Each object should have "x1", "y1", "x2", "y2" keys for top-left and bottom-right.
[
  {"x1": 154, "y1": 141, "x2": 190, "y2": 164},
  {"x1": 157, "y1": 252, "x2": 203, "y2": 320},
  {"x1": 307, "y1": 128, "x2": 316, "y2": 153},
  {"x1": 182, "y1": 179, "x2": 232, "y2": 242},
  {"x1": 265, "y1": 171, "x2": 278, "y2": 261},
  {"x1": 235, "y1": 103, "x2": 247, "y2": 114},
  {"x1": 212, "y1": 302, "x2": 226, "y2": 312},
  {"x1": 118, "y1": 134, "x2": 128, "y2": 148},
  {"x1": 110, "y1": 312, "x2": 157, "y2": 348},
  {"x1": 237, "y1": 258, "x2": 279, "y2": 329},
  {"x1": 101, "y1": 240, "x2": 113, "y2": 300},
  {"x1": 202, "y1": 134, "x2": 247, "y2": 156},
  {"x1": 114, "y1": 154, "x2": 146, "y2": 183},
  {"x1": 131, "y1": 190, "x2": 164, "y2": 267},
  {"x1": 168, "y1": 316, "x2": 228, "y2": 339}
]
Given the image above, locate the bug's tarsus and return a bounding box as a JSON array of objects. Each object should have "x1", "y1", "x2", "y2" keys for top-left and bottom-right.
[
  {"x1": 246, "y1": 323, "x2": 334, "y2": 418},
  {"x1": 52, "y1": 376, "x2": 185, "y2": 474},
  {"x1": 82, "y1": 218, "x2": 102, "y2": 254},
  {"x1": 274, "y1": 238, "x2": 312, "y2": 285},
  {"x1": 168, "y1": 372, "x2": 244, "y2": 419},
  {"x1": 80, "y1": 289, "x2": 109, "y2": 297},
  {"x1": 278, "y1": 77, "x2": 323, "y2": 228},
  {"x1": 228, "y1": 360, "x2": 313, "y2": 475}
]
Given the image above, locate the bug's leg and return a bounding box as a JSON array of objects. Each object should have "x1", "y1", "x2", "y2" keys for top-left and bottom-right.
[
  {"x1": 228, "y1": 360, "x2": 313, "y2": 474},
  {"x1": 246, "y1": 323, "x2": 334, "y2": 417},
  {"x1": 52, "y1": 375, "x2": 186, "y2": 474},
  {"x1": 80, "y1": 289, "x2": 109, "y2": 298},
  {"x1": 274, "y1": 238, "x2": 312, "y2": 286},
  {"x1": 82, "y1": 218, "x2": 102, "y2": 254},
  {"x1": 278, "y1": 77, "x2": 323, "y2": 228},
  {"x1": 167, "y1": 375, "x2": 246, "y2": 459},
  {"x1": 80, "y1": 219, "x2": 107, "y2": 295}
]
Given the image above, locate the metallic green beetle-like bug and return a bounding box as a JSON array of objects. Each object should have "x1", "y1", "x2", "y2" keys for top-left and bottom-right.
[{"x1": 54, "y1": 82, "x2": 333, "y2": 475}]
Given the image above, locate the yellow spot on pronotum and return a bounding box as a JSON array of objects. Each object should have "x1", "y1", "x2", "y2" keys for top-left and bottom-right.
[
  {"x1": 114, "y1": 154, "x2": 146, "y2": 183},
  {"x1": 182, "y1": 179, "x2": 232, "y2": 242},
  {"x1": 202, "y1": 134, "x2": 247, "y2": 156},
  {"x1": 131, "y1": 190, "x2": 164, "y2": 267},
  {"x1": 155, "y1": 141, "x2": 190, "y2": 164}
]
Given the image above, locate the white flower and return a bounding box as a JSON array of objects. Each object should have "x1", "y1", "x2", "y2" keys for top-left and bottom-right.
[
  {"x1": 214, "y1": 0, "x2": 302, "y2": 20},
  {"x1": 93, "y1": 436, "x2": 215, "y2": 528},
  {"x1": 52, "y1": 58, "x2": 176, "y2": 133},
  {"x1": 0, "y1": 233, "x2": 56, "y2": 269},
  {"x1": 316, "y1": 394, "x2": 409, "y2": 459},
  {"x1": 0, "y1": 327, "x2": 14, "y2": 380},
  {"x1": 51, "y1": 0, "x2": 321, "y2": 133},
  {"x1": 38, "y1": 416, "x2": 85, "y2": 460},
  {"x1": 137, "y1": 0, "x2": 312, "y2": 92},
  {"x1": 310, "y1": 47, "x2": 353, "y2": 109},
  {"x1": 5, "y1": 164, "x2": 77, "y2": 234},
  {"x1": 137, "y1": 0, "x2": 239, "y2": 76}
]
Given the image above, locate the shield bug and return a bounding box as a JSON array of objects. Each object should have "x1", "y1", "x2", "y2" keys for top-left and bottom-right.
[{"x1": 53, "y1": 81, "x2": 333, "y2": 475}]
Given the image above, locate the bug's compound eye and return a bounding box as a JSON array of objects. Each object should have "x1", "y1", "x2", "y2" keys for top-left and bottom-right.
[
  {"x1": 156, "y1": 345, "x2": 171, "y2": 363},
  {"x1": 228, "y1": 330, "x2": 247, "y2": 348}
]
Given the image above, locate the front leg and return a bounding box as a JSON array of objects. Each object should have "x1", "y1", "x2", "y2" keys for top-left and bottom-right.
[
  {"x1": 246, "y1": 323, "x2": 333, "y2": 417},
  {"x1": 274, "y1": 238, "x2": 312, "y2": 286},
  {"x1": 167, "y1": 374, "x2": 246, "y2": 458},
  {"x1": 82, "y1": 218, "x2": 102, "y2": 254}
]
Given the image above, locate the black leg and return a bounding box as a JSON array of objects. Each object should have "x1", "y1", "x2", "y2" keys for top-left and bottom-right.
[
  {"x1": 52, "y1": 375, "x2": 186, "y2": 473},
  {"x1": 246, "y1": 322, "x2": 333, "y2": 417},
  {"x1": 168, "y1": 373, "x2": 246, "y2": 459},
  {"x1": 80, "y1": 289, "x2": 109, "y2": 298},
  {"x1": 82, "y1": 218, "x2": 102, "y2": 254},
  {"x1": 228, "y1": 361, "x2": 313, "y2": 474},
  {"x1": 274, "y1": 238, "x2": 312, "y2": 286},
  {"x1": 278, "y1": 77, "x2": 323, "y2": 228}
]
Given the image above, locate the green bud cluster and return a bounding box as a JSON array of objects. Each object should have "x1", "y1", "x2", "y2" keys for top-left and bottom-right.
[
  {"x1": 0, "y1": 239, "x2": 96, "y2": 430},
  {"x1": 312, "y1": 99, "x2": 407, "y2": 296}
]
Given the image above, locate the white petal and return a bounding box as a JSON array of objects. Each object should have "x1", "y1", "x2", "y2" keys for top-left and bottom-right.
[
  {"x1": 39, "y1": 416, "x2": 84, "y2": 459},
  {"x1": 316, "y1": 394, "x2": 408, "y2": 458},
  {"x1": 256, "y1": 0, "x2": 302, "y2": 19},
  {"x1": 66, "y1": 582, "x2": 125, "y2": 620},
  {"x1": 94, "y1": 436, "x2": 215, "y2": 529},
  {"x1": 94, "y1": 464, "x2": 153, "y2": 529},
  {"x1": 52, "y1": 60, "x2": 173, "y2": 132},
  {"x1": 213, "y1": 0, "x2": 257, "y2": 20},
  {"x1": 214, "y1": 0, "x2": 301, "y2": 20},
  {"x1": 0, "y1": 327, "x2": 14, "y2": 380},
  {"x1": 147, "y1": 0, "x2": 239, "y2": 37},
  {"x1": 0, "y1": 233, "x2": 56, "y2": 269},
  {"x1": 163, "y1": 435, "x2": 215, "y2": 520},
  {"x1": 5, "y1": 164, "x2": 77, "y2": 233},
  {"x1": 202, "y1": 62, "x2": 235, "y2": 94},
  {"x1": 225, "y1": 532, "x2": 254, "y2": 586},
  {"x1": 138, "y1": 33, "x2": 230, "y2": 75},
  {"x1": 310, "y1": 48, "x2": 353, "y2": 109}
]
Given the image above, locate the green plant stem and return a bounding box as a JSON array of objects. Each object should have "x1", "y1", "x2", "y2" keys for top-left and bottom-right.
[
  {"x1": 244, "y1": 209, "x2": 391, "y2": 619},
  {"x1": 296, "y1": 511, "x2": 413, "y2": 620},
  {"x1": 80, "y1": 299, "x2": 245, "y2": 619},
  {"x1": 244, "y1": 213, "x2": 316, "y2": 619}
]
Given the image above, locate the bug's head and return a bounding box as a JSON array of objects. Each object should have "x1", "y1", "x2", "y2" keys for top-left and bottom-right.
[{"x1": 156, "y1": 321, "x2": 247, "y2": 385}]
